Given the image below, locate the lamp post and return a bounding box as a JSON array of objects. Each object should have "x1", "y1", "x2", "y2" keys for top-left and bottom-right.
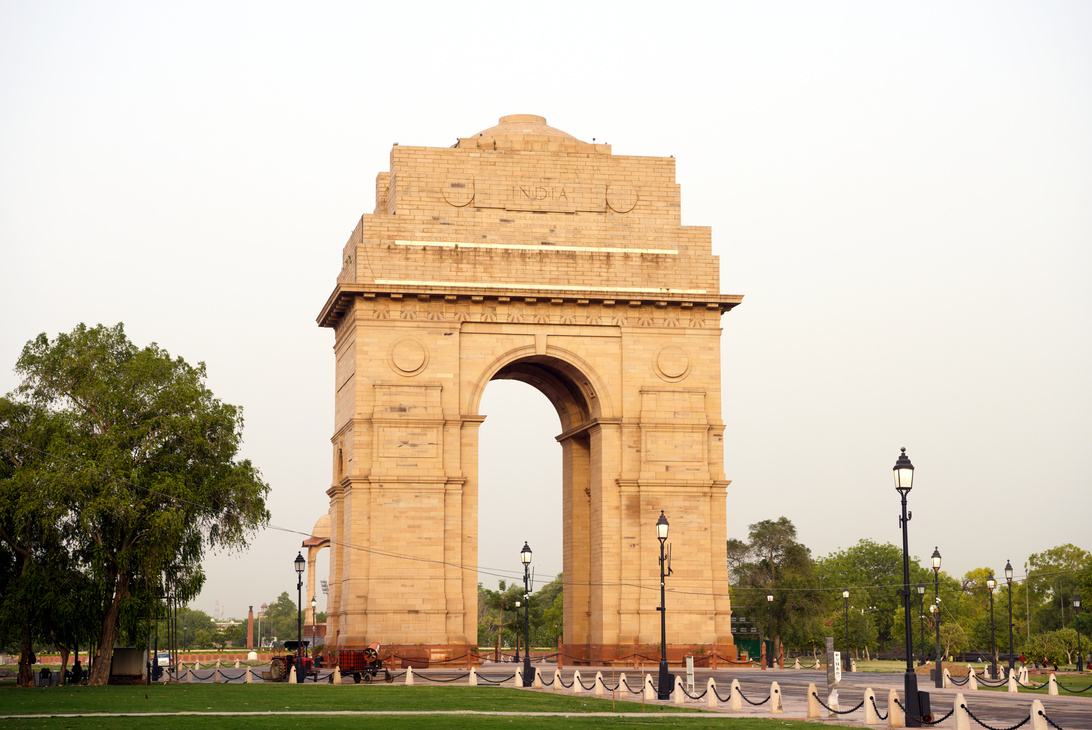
[
  {"x1": 310, "y1": 595, "x2": 317, "y2": 675},
  {"x1": 1005, "y1": 561, "x2": 1014, "y2": 672},
  {"x1": 520, "y1": 542, "x2": 533, "y2": 687},
  {"x1": 656, "y1": 511, "x2": 672, "y2": 700},
  {"x1": 986, "y1": 574, "x2": 997, "y2": 679},
  {"x1": 917, "y1": 583, "x2": 926, "y2": 665},
  {"x1": 1074, "y1": 598, "x2": 1083, "y2": 672},
  {"x1": 294, "y1": 552, "x2": 305, "y2": 678},
  {"x1": 767, "y1": 592, "x2": 775, "y2": 669},
  {"x1": 893, "y1": 448, "x2": 921, "y2": 726},
  {"x1": 514, "y1": 600, "x2": 521, "y2": 662},
  {"x1": 843, "y1": 589, "x2": 850, "y2": 673},
  {"x1": 932, "y1": 547, "x2": 942, "y2": 688}
]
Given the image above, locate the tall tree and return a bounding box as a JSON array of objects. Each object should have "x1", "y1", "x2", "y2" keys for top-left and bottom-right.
[{"x1": 5, "y1": 323, "x2": 270, "y2": 684}]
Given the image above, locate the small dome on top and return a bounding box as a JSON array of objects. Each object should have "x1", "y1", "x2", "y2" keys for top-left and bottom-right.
[{"x1": 473, "y1": 114, "x2": 578, "y2": 141}]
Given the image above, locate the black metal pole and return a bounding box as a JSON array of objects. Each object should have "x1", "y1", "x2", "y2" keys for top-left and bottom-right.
[
  {"x1": 918, "y1": 591, "x2": 925, "y2": 666},
  {"x1": 1007, "y1": 581, "x2": 1014, "y2": 673},
  {"x1": 934, "y1": 572, "x2": 942, "y2": 689},
  {"x1": 296, "y1": 572, "x2": 303, "y2": 680},
  {"x1": 768, "y1": 598, "x2": 775, "y2": 669},
  {"x1": 1076, "y1": 605, "x2": 1083, "y2": 673},
  {"x1": 988, "y1": 587, "x2": 997, "y2": 678},
  {"x1": 658, "y1": 535, "x2": 670, "y2": 699},
  {"x1": 899, "y1": 486, "x2": 921, "y2": 726},
  {"x1": 523, "y1": 563, "x2": 533, "y2": 687},
  {"x1": 844, "y1": 592, "x2": 850, "y2": 673}
]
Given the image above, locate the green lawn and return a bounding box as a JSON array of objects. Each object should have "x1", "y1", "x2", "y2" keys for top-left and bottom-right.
[{"x1": 0, "y1": 684, "x2": 827, "y2": 729}]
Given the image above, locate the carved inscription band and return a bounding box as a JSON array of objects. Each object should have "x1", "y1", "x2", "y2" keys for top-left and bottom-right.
[{"x1": 442, "y1": 179, "x2": 638, "y2": 214}]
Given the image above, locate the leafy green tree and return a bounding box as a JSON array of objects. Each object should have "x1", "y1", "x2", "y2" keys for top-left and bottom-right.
[
  {"x1": 1026, "y1": 545, "x2": 1091, "y2": 634},
  {"x1": 171, "y1": 607, "x2": 217, "y2": 650},
  {"x1": 261, "y1": 592, "x2": 303, "y2": 647},
  {"x1": 4, "y1": 323, "x2": 270, "y2": 684}
]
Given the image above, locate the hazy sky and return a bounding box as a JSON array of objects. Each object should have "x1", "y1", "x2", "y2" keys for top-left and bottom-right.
[{"x1": 2, "y1": 2, "x2": 1089, "y2": 621}]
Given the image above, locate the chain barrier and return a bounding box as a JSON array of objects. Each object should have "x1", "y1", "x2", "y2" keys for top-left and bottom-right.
[
  {"x1": 576, "y1": 675, "x2": 597, "y2": 691},
  {"x1": 1057, "y1": 680, "x2": 1092, "y2": 694},
  {"x1": 216, "y1": 669, "x2": 248, "y2": 683},
  {"x1": 961, "y1": 702, "x2": 1030, "y2": 730},
  {"x1": 539, "y1": 674, "x2": 555, "y2": 687},
  {"x1": 891, "y1": 698, "x2": 955, "y2": 726},
  {"x1": 736, "y1": 686, "x2": 771, "y2": 706},
  {"x1": 976, "y1": 675, "x2": 1010, "y2": 687},
  {"x1": 600, "y1": 679, "x2": 619, "y2": 692},
  {"x1": 713, "y1": 653, "x2": 758, "y2": 666},
  {"x1": 870, "y1": 695, "x2": 889, "y2": 721},
  {"x1": 414, "y1": 673, "x2": 469, "y2": 683},
  {"x1": 679, "y1": 684, "x2": 708, "y2": 701},
  {"x1": 190, "y1": 670, "x2": 217, "y2": 681},
  {"x1": 1015, "y1": 678, "x2": 1049, "y2": 690},
  {"x1": 949, "y1": 675, "x2": 971, "y2": 686},
  {"x1": 1037, "y1": 709, "x2": 1065, "y2": 730},
  {"x1": 811, "y1": 691, "x2": 864, "y2": 715},
  {"x1": 476, "y1": 673, "x2": 516, "y2": 684},
  {"x1": 556, "y1": 674, "x2": 574, "y2": 689},
  {"x1": 621, "y1": 678, "x2": 643, "y2": 695},
  {"x1": 712, "y1": 685, "x2": 733, "y2": 703}
]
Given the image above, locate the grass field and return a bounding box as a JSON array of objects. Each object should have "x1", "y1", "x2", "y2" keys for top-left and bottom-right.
[{"x1": 0, "y1": 684, "x2": 821, "y2": 730}]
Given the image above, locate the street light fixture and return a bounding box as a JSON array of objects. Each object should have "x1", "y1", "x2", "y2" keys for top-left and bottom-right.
[
  {"x1": 1004, "y1": 560, "x2": 1014, "y2": 672},
  {"x1": 932, "y1": 547, "x2": 942, "y2": 689},
  {"x1": 656, "y1": 511, "x2": 673, "y2": 700},
  {"x1": 986, "y1": 574, "x2": 997, "y2": 679},
  {"x1": 917, "y1": 583, "x2": 926, "y2": 665},
  {"x1": 514, "y1": 600, "x2": 521, "y2": 663},
  {"x1": 294, "y1": 552, "x2": 305, "y2": 680},
  {"x1": 843, "y1": 589, "x2": 850, "y2": 673},
  {"x1": 1074, "y1": 598, "x2": 1083, "y2": 672},
  {"x1": 520, "y1": 542, "x2": 533, "y2": 687},
  {"x1": 767, "y1": 592, "x2": 774, "y2": 669},
  {"x1": 893, "y1": 448, "x2": 922, "y2": 726}
]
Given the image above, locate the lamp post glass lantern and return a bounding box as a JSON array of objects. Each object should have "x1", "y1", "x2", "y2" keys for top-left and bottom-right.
[
  {"x1": 1074, "y1": 598, "x2": 1083, "y2": 672},
  {"x1": 931, "y1": 546, "x2": 942, "y2": 688},
  {"x1": 656, "y1": 510, "x2": 672, "y2": 700},
  {"x1": 520, "y1": 542, "x2": 533, "y2": 686},
  {"x1": 843, "y1": 589, "x2": 850, "y2": 673},
  {"x1": 310, "y1": 595, "x2": 317, "y2": 672},
  {"x1": 917, "y1": 583, "x2": 926, "y2": 665},
  {"x1": 893, "y1": 448, "x2": 922, "y2": 725},
  {"x1": 294, "y1": 552, "x2": 305, "y2": 678},
  {"x1": 767, "y1": 592, "x2": 774, "y2": 668}
]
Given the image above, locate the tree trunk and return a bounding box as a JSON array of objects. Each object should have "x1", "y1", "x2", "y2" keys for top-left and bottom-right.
[
  {"x1": 17, "y1": 626, "x2": 33, "y2": 688},
  {"x1": 88, "y1": 571, "x2": 131, "y2": 686}
]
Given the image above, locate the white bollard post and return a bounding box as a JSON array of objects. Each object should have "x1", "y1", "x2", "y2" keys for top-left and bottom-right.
[
  {"x1": 288, "y1": 666, "x2": 297, "y2": 684},
  {"x1": 552, "y1": 668, "x2": 561, "y2": 692},
  {"x1": 807, "y1": 682, "x2": 822, "y2": 719},
  {"x1": 730, "y1": 678, "x2": 742, "y2": 710},
  {"x1": 827, "y1": 688, "x2": 840, "y2": 718},
  {"x1": 887, "y1": 687, "x2": 904, "y2": 728},
  {"x1": 234, "y1": 660, "x2": 240, "y2": 669},
  {"x1": 1007, "y1": 672, "x2": 1017, "y2": 693},
  {"x1": 469, "y1": 667, "x2": 477, "y2": 687},
  {"x1": 213, "y1": 667, "x2": 220, "y2": 683},
  {"x1": 245, "y1": 667, "x2": 252, "y2": 684},
  {"x1": 770, "y1": 681, "x2": 783, "y2": 714},
  {"x1": 706, "y1": 678, "x2": 718, "y2": 708},
  {"x1": 185, "y1": 667, "x2": 192, "y2": 683},
  {"x1": 513, "y1": 668, "x2": 522, "y2": 688},
  {"x1": 673, "y1": 675, "x2": 685, "y2": 704},
  {"x1": 1030, "y1": 699, "x2": 1049, "y2": 730},
  {"x1": 405, "y1": 666, "x2": 414, "y2": 686},
  {"x1": 533, "y1": 668, "x2": 542, "y2": 689},
  {"x1": 595, "y1": 671, "x2": 605, "y2": 696},
  {"x1": 1048, "y1": 674, "x2": 1058, "y2": 695},
  {"x1": 644, "y1": 674, "x2": 655, "y2": 701},
  {"x1": 216, "y1": 659, "x2": 221, "y2": 670},
  {"x1": 954, "y1": 693, "x2": 971, "y2": 730},
  {"x1": 793, "y1": 658, "x2": 801, "y2": 670},
  {"x1": 333, "y1": 667, "x2": 341, "y2": 685},
  {"x1": 195, "y1": 661, "x2": 201, "y2": 670},
  {"x1": 864, "y1": 688, "x2": 879, "y2": 725},
  {"x1": 968, "y1": 668, "x2": 978, "y2": 691},
  {"x1": 572, "y1": 669, "x2": 582, "y2": 694}
]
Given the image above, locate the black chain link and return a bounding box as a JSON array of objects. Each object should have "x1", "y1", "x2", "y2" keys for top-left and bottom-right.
[
  {"x1": 976, "y1": 675, "x2": 1010, "y2": 686},
  {"x1": 891, "y1": 698, "x2": 955, "y2": 726},
  {"x1": 539, "y1": 674, "x2": 555, "y2": 687},
  {"x1": 961, "y1": 702, "x2": 1031, "y2": 730},
  {"x1": 476, "y1": 672, "x2": 517, "y2": 684},
  {"x1": 414, "y1": 673, "x2": 469, "y2": 683},
  {"x1": 679, "y1": 684, "x2": 707, "y2": 700},
  {"x1": 810, "y1": 691, "x2": 864, "y2": 715},
  {"x1": 599, "y1": 679, "x2": 619, "y2": 692},
  {"x1": 1038, "y1": 709, "x2": 1065, "y2": 730},
  {"x1": 949, "y1": 674, "x2": 971, "y2": 686},
  {"x1": 712, "y1": 685, "x2": 733, "y2": 703},
  {"x1": 870, "y1": 695, "x2": 889, "y2": 721},
  {"x1": 736, "y1": 686, "x2": 771, "y2": 705},
  {"x1": 1057, "y1": 680, "x2": 1092, "y2": 693},
  {"x1": 1015, "y1": 678, "x2": 1049, "y2": 690},
  {"x1": 621, "y1": 678, "x2": 643, "y2": 695},
  {"x1": 576, "y1": 675, "x2": 597, "y2": 691},
  {"x1": 556, "y1": 675, "x2": 574, "y2": 688}
]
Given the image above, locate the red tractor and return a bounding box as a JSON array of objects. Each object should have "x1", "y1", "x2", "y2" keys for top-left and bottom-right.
[{"x1": 268, "y1": 641, "x2": 313, "y2": 681}]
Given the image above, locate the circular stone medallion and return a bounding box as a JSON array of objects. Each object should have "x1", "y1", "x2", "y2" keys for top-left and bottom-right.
[
  {"x1": 389, "y1": 339, "x2": 429, "y2": 376},
  {"x1": 606, "y1": 184, "x2": 638, "y2": 213},
  {"x1": 442, "y1": 180, "x2": 474, "y2": 207},
  {"x1": 654, "y1": 345, "x2": 691, "y2": 382}
]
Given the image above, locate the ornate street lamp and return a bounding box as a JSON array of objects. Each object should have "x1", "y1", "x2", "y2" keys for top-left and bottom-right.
[
  {"x1": 310, "y1": 595, "x2": 317, "y2": 675},
  {"x1": 843, "y1": 589, "x2": 850, "y2": 673},
  {"x1": 767, "y1": 592, "x2": 775, "y2": 669},
  {"x1": 514, "y1": 600, "x2": 521, "y2": 662},
  {"x1": 656, "y1": 511, "x2": 673, "y2": 699},
  {"x1": 294, "y1": 552, "x2": 305, "y2": 679},
  {"x1": 520, "y1": 542, "x2": 533, "y2": 687},
  {"x1": 932, "y1": 547, "x2": 942, "y2": 688},
  {"x1": 1005, "y1": 561, "x2": 1014, "y2": 672},
  {"x1": 986, "y1": 574, "x2": 997, "y2": 679},
  {"x1": 1074, "y1": 598, "x2": 1083, "y2": 672},
  {"x1": 893, "y1": 448, "x2": 921, "y2": 725},
  {"x1": 917, "y1": 583, "x2": 926, "y2": 665}
]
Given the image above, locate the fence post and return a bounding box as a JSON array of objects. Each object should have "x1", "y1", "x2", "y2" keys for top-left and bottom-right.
[
  {"x1": 954, "y1": 693, "x2": 970, "y2": 730},
  {"x1": 1030, "y1": 699, "x2": 1049, "y2": 730},
  {"x1": 288, "y1": 666, "x2": 296, "y2": 684},
  {"x1": 770, "y1": 681, "x2": 784, "y2": 714},
  {"x1": 405, "y1": 666, "x2": 414, "y2": 686},
  {"x1": 673, "y1": 674, "x2": 685, "y2": 704},
  {"x1": 572, "y1": 669, "x2": 582, "y2": 694},
  {"x1": 1048, "y1": 674, "x2": 1058, "y2": 695},
  {"x1": 864, "y1": 687, "x2": 879, "y2": 725},
  {"x1": 942, "y1": 667, "x2": 951, "y2": 688},
  {"x1": 514, "y1": 668, "x2": 522, "y2": 688},
  {"x1": 968, "y1": 668, "x2": 978, "y2": 691},
  {"x1": 595, "y1": 671, "x2": 605, "y2": 696},
  {"x1": 245, "y1": 667, "x2": 252, "y2": 684},
  {"x1": 807, "y1": 682, "x2": 822, "y2": 719},
  {"x1": 333, "y1": 667, "x2": 341, "y2": 685},
  {"x1": 706, "y1": 678, "x2": 717, "y2": 708},
  {"x1": 552, "y1": 668, "x2": 561, "y2": 692},
  {"x1": 730, "y1": 678, "x2": 742, "y2": 710},
  {"x1": 886, "y1": 688, "x2": 904, "y2": 728},
  {"x1": 644, "y1": 673, "x2": 655, "y2": 701},
  {"x1": 469, "y1": 667, "x2": 477, "y2": 687},
  {"x1": 1007, "y1": 672, "x2": 1017, "y2": 693},
  {"x1": 533, "y1": 667, "x2": 542, "y2": 689}
]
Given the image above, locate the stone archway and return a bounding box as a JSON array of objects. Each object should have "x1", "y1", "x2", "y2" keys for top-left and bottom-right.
[{"x1": 317, "y1": 115, "x2": 743, "y2": 664}]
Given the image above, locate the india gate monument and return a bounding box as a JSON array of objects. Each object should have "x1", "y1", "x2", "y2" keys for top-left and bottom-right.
[{"x1": 313, "y1": 115, "x2": 743, "y2": 664}]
